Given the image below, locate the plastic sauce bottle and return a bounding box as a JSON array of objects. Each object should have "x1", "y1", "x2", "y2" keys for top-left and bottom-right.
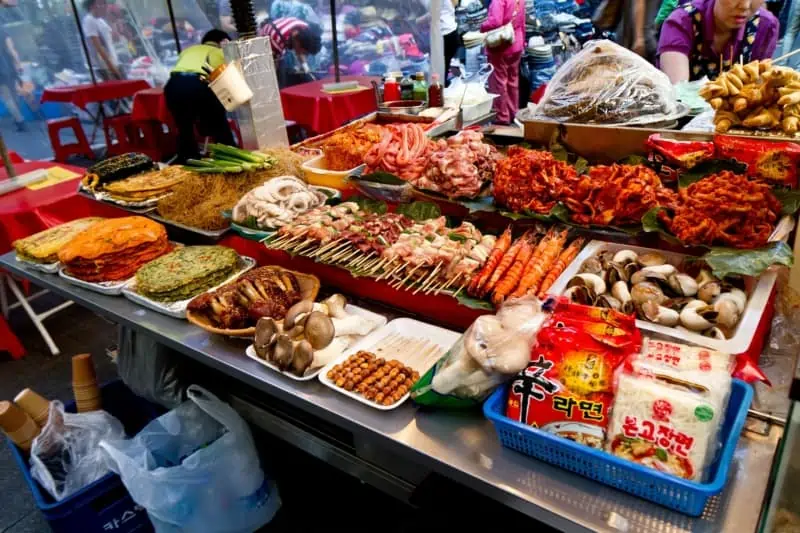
[
  {"x1": 383, "y1": 76, "x2": 400, "y2": 102},
  {"x1": 413, "y1": 72, "x2": 428, "y2": 102},
  {"x1": 400, "y1": 72, "x2": 414, "y2": 100},
  {"x1": 428, "y1": 73, "x2": 443, "y2": 107}
]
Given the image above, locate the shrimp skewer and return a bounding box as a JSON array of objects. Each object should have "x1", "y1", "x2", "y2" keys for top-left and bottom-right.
[
  {"x1": 468, "y1": 227, "x2": 511, "y2": 296},
  {"x1": 492, "y1": 234, "x2": 534, "y2": 305},
  {"x1": 481, "y1": 231, "x2": 530, "y2": 297},
  {"x1": 510, "y1": 229, "x2": 567, "y2": 298},
  {"x1": 508, "y1": 230, "x2": 553, "y2": 298},
  {"x1": 537, "y1": 237, "x2": 584, "y2": 299}
]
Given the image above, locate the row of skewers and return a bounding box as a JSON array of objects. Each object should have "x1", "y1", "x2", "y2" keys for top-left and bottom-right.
[
  {"x1": 468, "y1": 226, "x2": 585, "y2": 305},
  {"x1": 266, "y1": 202, "x2": 496, "y2": 296}
]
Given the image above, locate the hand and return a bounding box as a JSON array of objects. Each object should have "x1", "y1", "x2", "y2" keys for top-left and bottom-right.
[{"x1": 633, "y1": 38, "x2": 647, "y2": 57}]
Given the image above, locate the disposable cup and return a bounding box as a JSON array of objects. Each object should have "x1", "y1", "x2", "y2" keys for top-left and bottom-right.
[
  {"x1": 0, "y1": 401, "x2": 40, "y2": 450},
  {"x1": 13, "y1": 389, "x2": 51, "y2": 427},
  {"x1": 71, "y1": 353, "x2": 98, "y2": 385}
]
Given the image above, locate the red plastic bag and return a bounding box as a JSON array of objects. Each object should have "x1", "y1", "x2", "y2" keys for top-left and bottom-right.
[{"x1": 715, "y1": 135, "x2": 800, "y2": 188}]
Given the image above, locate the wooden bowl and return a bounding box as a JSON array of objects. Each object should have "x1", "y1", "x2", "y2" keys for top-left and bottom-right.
[{"x1": 186, "y1": 266, "x2": 321, "y2": 338}]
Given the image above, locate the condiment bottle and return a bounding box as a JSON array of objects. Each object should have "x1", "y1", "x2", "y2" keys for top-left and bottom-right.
[
  {"x1": 400, "y1": 72, "x2": 414, "y2": 101},
  {"x1": 413, "y1": 72, "x2": 428, "y2": 102},
  {"x1": 428, "y1": 73, "x2": 443, "y2": 107},
  {"x1": 383, "y1": 75, "x2": 400, "y2": 102}
]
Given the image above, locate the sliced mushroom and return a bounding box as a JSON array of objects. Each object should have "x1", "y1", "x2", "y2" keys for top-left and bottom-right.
[
  {"x1": 304, "y1": 311, "x2": 335, "y2": 349},
  {"x1": 322, "y1": 294, "x2": 348, "y2": 318},
  {"x1": 284, "y1": 300, "x2": 313, "y2": 329}
]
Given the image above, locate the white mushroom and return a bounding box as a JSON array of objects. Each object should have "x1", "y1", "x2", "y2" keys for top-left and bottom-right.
[{"x1": 322, "y1": 294, "x2": 349, "y2": 318}]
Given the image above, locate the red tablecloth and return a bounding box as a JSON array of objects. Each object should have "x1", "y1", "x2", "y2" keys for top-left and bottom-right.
[
  {"x1": 41, "y1": 80, "x2": 151, "y2": 110},
  {"x1": 280, "y1": 76, "x2": 379, "y2": 134},
  {"x1": 132, "y1": 87, "x2": 174, "y2": 126}
]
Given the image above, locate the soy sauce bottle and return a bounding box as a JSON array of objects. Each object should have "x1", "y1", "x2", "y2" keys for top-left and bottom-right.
[{"x1": 428, "y1": 73, "x2": 443, "y2": 107}]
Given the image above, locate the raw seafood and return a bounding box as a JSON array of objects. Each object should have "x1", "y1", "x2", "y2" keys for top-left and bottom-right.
[
  {"x1": 410, "y1": 130, "x2": 501, "y2": 199},
  {"x1": 57, "y1": 216, "x2": 171, "y2": 282},
  {"x1": 363, "y1": 123, "x2": 433, "y2": 181},
  {"x1": 135, "y1": 246, "x2": 240, "y2": 302},
  {"x1": 658, "y1": 171, "x2": 781, "y2": 248},
  {"x1": 232, "y1": 176, "x2": 326, "y2": 229},
  {"x1": 14, "y1": 218, "x2": 104, "y2": 264}
]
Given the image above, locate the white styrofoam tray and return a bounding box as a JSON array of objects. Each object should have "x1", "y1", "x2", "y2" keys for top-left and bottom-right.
[
  {"x1": 121, "y1": 256, "x2": 256, "y2": 319},
  {"x1": 548, "y1": 240, "x2": 778, "y2": 355},
  {"x1": 244, "y1": 304, "x2": 388, "y2": 381},
  {"x1": 15, "y1": 254, "x2": 60, "y2": 274},
  {"x1": 58, "y1": 268, "x2": 132, "y2": 296},
  {"x1": 318, "y1": 317, "x2": 460, "y2": 410}
]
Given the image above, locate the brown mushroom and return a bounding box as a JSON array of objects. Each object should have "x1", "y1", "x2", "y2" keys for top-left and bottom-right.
[
  {"x1": 290, "y1": 340, "x2": 314, "y2": 376},
  {"x1": 284, "y1": 300, "x2": 313, "y2": 329},
  {"x1": 254, "y1": 317, "x2": 278, "y2": 359},
  {"x1": 272, "y1": 334, "x2": 294, "y2": 370},
  {"x1": 304, "y1": 311, "x2": 335, "y2": 350}
]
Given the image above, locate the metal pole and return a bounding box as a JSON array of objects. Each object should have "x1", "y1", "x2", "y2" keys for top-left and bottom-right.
[
  {"x1": 166, "y1": 0, "x2": 182, "y2": 53},
  {"x1": 69, "y1": 0, "x2": 98, "y2": 84},
  {"x1": 329, "y1": 0, "x2": 340, "y2": 82}
]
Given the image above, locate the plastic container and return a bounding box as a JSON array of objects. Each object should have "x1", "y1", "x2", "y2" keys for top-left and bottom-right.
[
  {"x1": 484, "y1": 379, "x2": 752, "y2": 516},
  {"x1": 301, "y1": 154, "x2": 362, "y2": 191},
  {"x1": 8, "y1": 380, "x2": 161, "y2": 533},
  {"x1": 459, "y1": 94, "x2": 499, "y2": 122},
  {"x1": 547, "y1": 240, "x2": 778, "y2": 357},
  {"x1": 208, "y1": 62, "x2": 253, "y2": 112},
  {"x1": 347, "y1": 175, "x2": 414, "y2": 203}
]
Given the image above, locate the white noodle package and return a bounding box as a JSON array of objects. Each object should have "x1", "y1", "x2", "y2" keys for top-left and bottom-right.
[{"x1": 534, "y1": 40, "x2": 678, "y2": 124}]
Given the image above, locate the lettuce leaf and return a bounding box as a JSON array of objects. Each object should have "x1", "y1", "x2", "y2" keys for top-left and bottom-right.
[
  {"x1": 355, "y1": 171, "x2": 406, "y2": 185},
  {"x1": 396, "y1": 201, "x2": 442, "y2": 221},
  {"x1": 703, "y1": 242, "x2": 794, "y2": 278},
  {"x1": 351, "y1": 196, "x2": 388, "y2": 214},
  {"x1": 772, "y1": 189, "x2": 800, "y2": 216},
  {"x1": 455, "y1": 293, "x2": 494, "y2": 310}
]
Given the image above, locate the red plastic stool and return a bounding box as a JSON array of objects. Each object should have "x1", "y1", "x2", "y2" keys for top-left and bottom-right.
[
  {"x1": 103, "y1": 114, "x2": 135, "y2": 156},
  {"x1": 228, "y1": 118, "x2": 242, "y2": 148},
  {"x1": 47, "y1": 117, "x2": 94, "y2": 162},
  {"x1": 7, "y1": 150, "x2": 23, "y2": 164}
]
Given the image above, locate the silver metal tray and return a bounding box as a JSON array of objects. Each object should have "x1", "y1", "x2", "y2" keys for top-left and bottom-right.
[
  {"x1": 14, "y1": 254, "x2": 60, "y2": 274},
  {"x1": 58, "y1": 268, "x2": 132, "y2": 295},
  {"x1": 121, "y1": 256, "x2": 256, "y2": 319}
]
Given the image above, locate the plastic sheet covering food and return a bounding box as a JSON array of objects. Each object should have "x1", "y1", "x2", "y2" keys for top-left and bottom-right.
[{"x1": 534, "y1": 40, "x2": 678, "y2": 124}]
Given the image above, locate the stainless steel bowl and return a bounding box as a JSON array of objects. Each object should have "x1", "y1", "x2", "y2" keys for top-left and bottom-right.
[{"x1": 378, "y1": 100, "x2": 427, "y2": 115}]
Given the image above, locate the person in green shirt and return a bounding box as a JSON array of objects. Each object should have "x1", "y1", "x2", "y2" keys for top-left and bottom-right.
[
  {"x1": 164, "y1": 29, "x2": 235, "y2": 163},
  {"x1": 655, "y1": 0, "x2": 680, "y2": 27}
]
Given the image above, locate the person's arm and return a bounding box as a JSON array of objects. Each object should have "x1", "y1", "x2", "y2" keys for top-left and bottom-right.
[
  {"x1": 90, "y1": 35, "x2": 121, "y2": 78},
  {"x1": 481, "y1": 0, "x2": 507, "y2": 31},
  {"x1": 660, "y1": 51, "x2": 690, "y2": 82},
  {"x1": 783, "y1": 0, "x2": 800, "y2": 56},
  {"x1": 633, "y1": 0, "x2": 647, "y2": 56},
  {"x1": 760, "y1": 14, "x2": 779, "y2": 59},
  {"x1": 5, "y1": 37, "x2": 20, "y2": 72},
  {"x1": 220, "y1": 15, "x2": 236, "y2": 33}
]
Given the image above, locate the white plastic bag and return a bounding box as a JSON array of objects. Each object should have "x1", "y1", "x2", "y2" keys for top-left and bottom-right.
[
  {"x1": 30, "y1": 401, "x2": 126, "y2": 501},
  {"x1": 100, "y1": 386, "x2": 280, "y2": 533},
  {"x1": 535, "y1": 40, "x2": 677, "y2": 124}
]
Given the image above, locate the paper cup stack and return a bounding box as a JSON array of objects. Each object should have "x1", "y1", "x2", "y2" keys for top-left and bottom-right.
[
  {"x1": 72, "y1": 353, "x2": 102, "y2": 413},
  {"x1": 14, "y1": 388, "x2": 51, "y2": 427},
  {"x1": 0, "y1": 401, "x2": 40, "y2": 451}
]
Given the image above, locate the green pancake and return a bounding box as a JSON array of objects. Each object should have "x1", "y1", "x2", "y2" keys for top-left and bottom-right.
[{"x1": 136, "y1": 246, "x2": 240, "y2": 302}]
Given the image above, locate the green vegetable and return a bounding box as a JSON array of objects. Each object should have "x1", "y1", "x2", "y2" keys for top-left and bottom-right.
[
  {"x1": 355, "y1": 171, "x2": 407, "y2": 186},
  {"x1": 655, "y1": 448, "x2": 668, "y2": 461},
  {"x1": 772, "y1": 188, "x2": 800, "y2": 216},
  {"x1": 618, "y1": 154, "x2": 647, "y2": 166},
  {"x1": 448, "y1": 232, "x2": 468, "y2": 242},
  {"x1": 455, "y1": 293, "x2": 494, "y2": 310},
  {"x1": 395, "y1": 201, "x2": 441, "y2": 221},
  {"x1": 549, "y1": 130, "x2": 568, "y2": 162},
  {"x1": 209, "y1": 143, "x2": 267, "y2": 164},
  {"x1": 574, "y1": 157, "x2": 589, "y2": 175},
  {"x1": 351, "y1": 196, "x2": 388, "y2": 214},
  {"x1": 704, "y1": 242, "x2": 794, "y2": 278},
  {"x1": 425, "y1": 234, "x2": 435, "y2": 242}
]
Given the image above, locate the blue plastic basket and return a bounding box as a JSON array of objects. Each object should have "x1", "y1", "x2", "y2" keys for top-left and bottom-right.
[
  {"x1": 483, "y1": 379, "x2": 753, "y2": 516},
  {"x1": 8, "y1": 380, "x2": 160, "y2": 533}
]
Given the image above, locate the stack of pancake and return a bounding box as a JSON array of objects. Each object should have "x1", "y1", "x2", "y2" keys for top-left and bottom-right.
[
  {"x1": 135, "y1": 246, "x2": 241, "y2": 302},
  {"x1": 14, "y1": 218, "x2": 104, "y2": 264},
  {"x1": 58, "y1": 216, "x2": 172, "y2": 282},
  {"x1": 101, "y1": 167, "x2": 188, "y2": 203}
]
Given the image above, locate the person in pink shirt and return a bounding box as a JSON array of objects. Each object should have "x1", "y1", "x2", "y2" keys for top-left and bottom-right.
[{"x1": 481, "y1": 0, "x2": 526, "y2": 124}]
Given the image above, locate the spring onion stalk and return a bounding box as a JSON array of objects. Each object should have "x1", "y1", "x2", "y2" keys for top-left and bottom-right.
[{"x1": 209, "y1": 143, "x2": 266, "y2": 164}]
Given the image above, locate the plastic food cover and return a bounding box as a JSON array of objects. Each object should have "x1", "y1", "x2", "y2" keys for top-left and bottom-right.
[{"x1": 534, "y1": 40, "x2": 678, "y2": 124}]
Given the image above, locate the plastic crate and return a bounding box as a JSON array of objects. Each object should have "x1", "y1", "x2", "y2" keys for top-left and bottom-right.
[
  {"x1": 8, "y1": 380, "x2": 161, "y2": 533},
  {"x1": 483, "y1": 379, "x2": 753, "y2": 516}
]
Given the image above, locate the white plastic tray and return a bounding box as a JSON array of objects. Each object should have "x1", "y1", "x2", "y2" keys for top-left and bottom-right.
[
  {"x1": 58, "y1": 267, "x2": 132, "y2": 295},
  {"x1": 318, "y1": 318, "x2": 460, "y2": 410},
  {"x1": 548, "y1": 240, "x2": 778, "y2": 354},
  {"x1": 244, "y1": 304, "x2": 388, "y2": 381},
  {"x1": 15, "y1": 255, "x2": 60, "y2": 274},
  {"x1": 121, "y1": 256, "x2": 256, "y2": 319}
]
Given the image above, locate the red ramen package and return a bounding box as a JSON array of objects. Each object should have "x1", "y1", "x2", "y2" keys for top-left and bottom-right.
[
  {"x1": 715, "y1": 135, "x2": 800, "y2": 188},
  {"x1": 505, "y1": 301, "x2": 641, "y2": 449},
  {"x1": 646, "y1": 134, "x2": 715, "y2": 176},
  {"x1": 608, "y1": 339, "x2": 734, "y2": 481}
]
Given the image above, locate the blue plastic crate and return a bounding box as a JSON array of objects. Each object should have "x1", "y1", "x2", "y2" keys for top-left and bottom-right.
[
  {"x1": 483, "y1": 379, "x2": 753, "y2": 516},
  {"x1": 8, "y1": 380, "x2": 161, "y2": 533}
]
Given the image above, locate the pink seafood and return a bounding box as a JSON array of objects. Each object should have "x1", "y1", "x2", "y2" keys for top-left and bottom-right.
[{"x1": 363, "y1": 123, "x2": 433, "y2": 180}]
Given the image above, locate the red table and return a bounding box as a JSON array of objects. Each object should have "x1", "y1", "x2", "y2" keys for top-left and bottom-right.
[
  {"x1": 132, "y1": 87, "x2": 174, "y2": 126},
  {"x1": 280, "y1": 76, "x2": 379, "y2": 134},
  {"x1": 41, "y1": 80, "x2": 151, "y2": 110}
]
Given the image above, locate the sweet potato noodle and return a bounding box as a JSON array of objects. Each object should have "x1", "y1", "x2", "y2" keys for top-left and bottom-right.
[
  {"x1": 157, "y1": 148, "x2": 309, "y2": 230},
  {"x1": 659, "y1": 171, "x2": 781, "y2": 248}
]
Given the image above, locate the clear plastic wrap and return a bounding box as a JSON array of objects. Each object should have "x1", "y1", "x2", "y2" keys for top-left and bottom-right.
[
  {"x1": 30, "y1": 401, "x2": 126, "y2": 501},
  {"x1": 410, "y1": 297, "x2": 547, "y2": 408},
  {"x1": 607, "y1": 339, "x2": 734, "y2": 482},
  {"x1": 534, "y1": 40, "x2": 678, "y2": 124}
]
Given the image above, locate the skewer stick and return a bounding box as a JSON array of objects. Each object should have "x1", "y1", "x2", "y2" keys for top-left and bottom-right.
[
  {"x1": 392, "y1": 263, "x2": 422, "y2": 289},
  {"x1": 435, "y1": 273, "x2": 462, "y2": 296},
  {"x1": 337, "y1": 250, "x2": 361, "y2": 264},
  {"x1": 453, "y1": 280, "x2": 468, "y2": 298},
  {"x1": 368, "y1": 257, "x2": 388, "y2": 275},
  {"x1": 424, "y1": 280, "x2": 444, "y2": 295},
  {"x1": 328, "y1": 247, "x2": 355, "y2": 262},
  {"x1": 292, "y1": 239, "x2": 317, "y2": 254},
  {"x1": 318, "y1": 243, "x2": 350, "y2": 261},
  {"x1": 773, "y1": 48, "x2": 800, "y2": 64},
  {"x1": 376, "y1": 261, "x2": 402, "y2": 280},
  {"x1": 413, "y1": 262, "x2": 443, "y2": 295},
  {"x1": 275, "y1": 231, "x2": 307, "y2": 249},
  {"x1": 350, "y1": 251, "x2": 375, "y2": 268},
  {"x1": 355, "y1": 257, "x2": 380, "y2": 273},
  {"x1": 312, "y1": 238, "x2": 343, "y2": 257}
]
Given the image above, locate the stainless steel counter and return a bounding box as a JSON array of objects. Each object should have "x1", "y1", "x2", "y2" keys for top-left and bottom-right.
[{"x1": 1, "y1": 251, "x2": 781, "y2": 533}]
